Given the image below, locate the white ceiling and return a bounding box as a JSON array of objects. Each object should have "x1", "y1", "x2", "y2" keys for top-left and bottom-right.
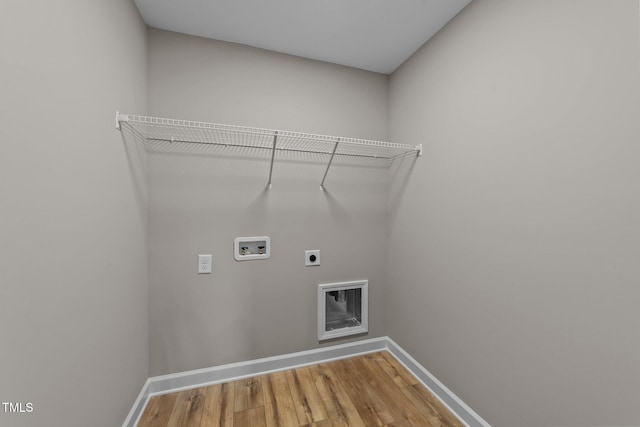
[{"x1": 133, "y1": 0, "x2": 471, "y2": 74}]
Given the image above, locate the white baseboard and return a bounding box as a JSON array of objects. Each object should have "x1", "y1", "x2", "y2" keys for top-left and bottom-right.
[
  {"x1": 385, "y1": 337, "x2": 491, "y2": 427},
  {"x1": 121, "y1": 377, "x2": 151, "y2": 427},
  {"x1": 122, "y1": 336, "x2": 490, "y2": 427}
]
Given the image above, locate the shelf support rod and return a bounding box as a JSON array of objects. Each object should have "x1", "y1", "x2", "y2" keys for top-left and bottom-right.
[
  {"x1": 320, "y1": 138, "x2": 340, "y2": 191},
  {"x1": 267, "y1": 132, "x2": 278, "y2": 189}
]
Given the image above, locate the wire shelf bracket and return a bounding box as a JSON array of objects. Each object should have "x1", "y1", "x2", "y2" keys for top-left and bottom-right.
[
  {"x1": 320, "y1": 139, "x2": 340, "y2": 191},
  {"x1": 116, "y1": 112, "x2": 422, "y2": 190},
  {"x1": 267, "y1": 132, "x2": 278, "y2": 190}
]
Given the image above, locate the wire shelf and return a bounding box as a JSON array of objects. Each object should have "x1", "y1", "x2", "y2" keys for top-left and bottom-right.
[{"x1": 116, "y1": 112, "x2": 422, "y2": 190}]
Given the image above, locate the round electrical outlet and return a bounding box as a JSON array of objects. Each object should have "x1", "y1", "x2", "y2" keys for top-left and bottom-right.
[{"x1": 305, "y1": 250, "x2": 320, "y2": 266}]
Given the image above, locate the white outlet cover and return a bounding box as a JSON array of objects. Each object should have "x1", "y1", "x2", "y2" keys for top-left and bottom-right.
[
  {"x1": 305, "y1": 250, "x2": 320, "y2": 266},
  {"x1": 198, "y1": 254, "x2": 212, "y2": 273}
]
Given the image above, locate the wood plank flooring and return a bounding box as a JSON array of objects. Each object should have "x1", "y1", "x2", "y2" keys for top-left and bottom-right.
[{"x1": 138, "y1": 351, "x2": 464, "y2": 427}]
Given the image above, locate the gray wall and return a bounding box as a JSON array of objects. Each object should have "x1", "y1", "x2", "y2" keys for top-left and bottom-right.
[
  {"x1": 388, "y1": 1, "x2": 640, "y2": 426},
  {"x1": 147, "y1": 29, "x2": 390, "y2": 375},
  {"x1": 4, "y1": 2, "x2": 638, "y2": 425},
  {"x1": 0, "y1": 1, "x2": 148, "y2": 426}
]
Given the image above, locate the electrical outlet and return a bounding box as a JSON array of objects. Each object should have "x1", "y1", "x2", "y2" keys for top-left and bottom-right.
[
  {"x1": 305, "y1": 250, "x2": 320, "y2": 266},
  {"x1": 198, "y1": 254, "x2": 212, "y2": 274}
]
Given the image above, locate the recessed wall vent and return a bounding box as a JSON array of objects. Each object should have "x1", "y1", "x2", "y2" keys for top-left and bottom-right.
[{"x1": 318, "y1": 280, "x2": 368, "y2": 341}]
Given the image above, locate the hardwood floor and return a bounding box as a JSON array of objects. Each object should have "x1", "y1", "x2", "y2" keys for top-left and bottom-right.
[{"x1": 138, "y1": 351, "x2": 464, "y2": 427}]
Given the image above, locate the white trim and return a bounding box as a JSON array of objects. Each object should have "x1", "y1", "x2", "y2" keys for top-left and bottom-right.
[
  {"x1": 147, "y1": 337, "x2": 386, "y2": 396},
  {"x1": 121, "y1": 336, "x2": 490, "y2": 427},
  {"x1": 120, "y1": 377, "x2": 150, "y2": 427},
  {"x1": 385, "y1": 337, "x2": 491, "y2": 427}
]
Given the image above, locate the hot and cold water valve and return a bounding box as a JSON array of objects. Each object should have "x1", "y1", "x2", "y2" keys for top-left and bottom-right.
[{"x1": 234, "y1": 236, "x2": 271, "y2": 261}]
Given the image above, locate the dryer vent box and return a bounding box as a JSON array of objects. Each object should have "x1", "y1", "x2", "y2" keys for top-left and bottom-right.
[{"x1": 318, "y1": 280, "x2": 368, "y2": 341}]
